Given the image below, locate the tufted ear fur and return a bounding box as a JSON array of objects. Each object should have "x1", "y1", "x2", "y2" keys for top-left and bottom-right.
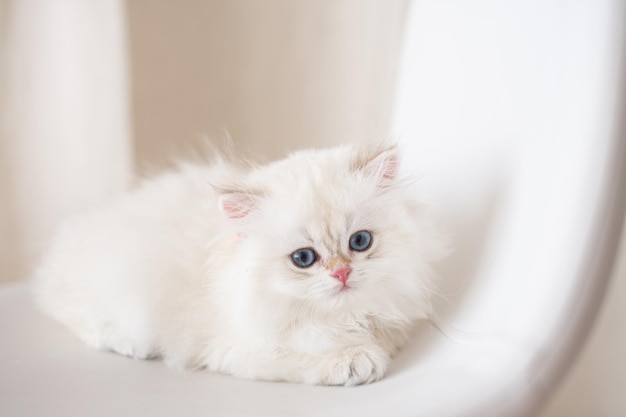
[
  {"x1": 352, "y1": 144, "x2": 399, "y2": 188},
  {"x1": 218, "y1": 189, "x2": 264, "y2": 219}
]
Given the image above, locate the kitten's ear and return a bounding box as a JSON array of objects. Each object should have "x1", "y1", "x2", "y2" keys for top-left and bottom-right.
[
  {"x1": 218, "y1": 189, "x2": 264, "y2": 220},
  {"x1": 353, "y1": 144, "x2": 399, "y2": 187}
]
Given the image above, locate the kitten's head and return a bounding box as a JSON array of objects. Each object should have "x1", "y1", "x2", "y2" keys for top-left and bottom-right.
[{"x1": 218, "y1": 143, "x2": 446, "y2": 323}]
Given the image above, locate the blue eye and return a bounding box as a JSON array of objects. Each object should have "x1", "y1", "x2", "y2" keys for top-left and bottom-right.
[
  {"x1": 349, "y1": 230, "x2": 372, "y2": 252},
  {"x1": 291, "y1": 248, "x2": 317, "y2": 268}
]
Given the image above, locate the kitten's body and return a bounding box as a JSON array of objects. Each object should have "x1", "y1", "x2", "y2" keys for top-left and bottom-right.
[{"x1": 35, "y1": 144, "x2": 445, "y2": 385}]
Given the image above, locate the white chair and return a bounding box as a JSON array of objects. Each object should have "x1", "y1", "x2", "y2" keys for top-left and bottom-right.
[{"x1": 1, "y1": 1, "x2": 624, "y2": 416}]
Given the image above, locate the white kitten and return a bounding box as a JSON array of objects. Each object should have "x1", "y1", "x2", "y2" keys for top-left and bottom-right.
[{"x1": 34, "y1": 143, "x2": 446, "y2": 385}]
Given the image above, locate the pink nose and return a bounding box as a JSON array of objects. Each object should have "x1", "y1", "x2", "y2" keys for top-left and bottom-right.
[{"x1": 330, "y1": 265, "x2": 352, "y2": 284}]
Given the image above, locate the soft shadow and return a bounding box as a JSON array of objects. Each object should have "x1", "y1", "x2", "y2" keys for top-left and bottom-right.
[
  {"x1": 432, "y1": 179, "x2": 508, "y2": 321},
  {"x1": 388, "y1": 174, "x2": 509, "y2": 376}
]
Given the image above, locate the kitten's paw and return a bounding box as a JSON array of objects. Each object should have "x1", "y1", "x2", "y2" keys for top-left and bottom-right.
[
  {"x1": 76, "y1": 323, "x2": 154, "y2": 360},
  {"x1": 315, "y1": 346, "x2": 389, "y2": 386}
]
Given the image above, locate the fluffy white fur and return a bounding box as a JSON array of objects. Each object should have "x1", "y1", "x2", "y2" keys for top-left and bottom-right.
[{"x1": 34, "y1": 143, "x2": 446, "y2": 386}]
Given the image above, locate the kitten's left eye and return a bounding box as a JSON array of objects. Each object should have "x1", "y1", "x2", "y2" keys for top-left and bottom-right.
[
  {"x1": 290, "y1": 248, "x2": 317, "y2": 268},
  {"x1": 349, "y1": 230, "x2": 373, "y2": 252}
]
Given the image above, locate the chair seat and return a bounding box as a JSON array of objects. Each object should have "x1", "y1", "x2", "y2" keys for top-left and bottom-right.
[{"x1": 0, "y1": 282, "x2": 535, "y2": 417}]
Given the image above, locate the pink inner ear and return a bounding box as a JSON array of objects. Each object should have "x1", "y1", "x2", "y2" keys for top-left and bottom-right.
[
  {"x1": 380, "y1": 152, "x2": 398, "y2": 180},
  {"x1": 366, "y1": 149, "x2": 399, "y2": 184},
  {"x1": 219, "y1": 193, "x2": 257, "y2": 219}
]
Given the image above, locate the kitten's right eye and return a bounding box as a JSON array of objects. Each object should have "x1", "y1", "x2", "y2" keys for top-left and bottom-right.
[{"x1": 290, "y1": 248, "x2": 317, "y2": 268}]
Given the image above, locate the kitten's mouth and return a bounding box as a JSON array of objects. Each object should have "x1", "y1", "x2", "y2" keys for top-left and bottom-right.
[{"x1": 338, "y1": 283, "x2": 353, "y2": 293}]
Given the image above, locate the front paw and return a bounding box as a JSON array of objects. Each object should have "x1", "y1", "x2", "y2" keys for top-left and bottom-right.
[{"x1": 314, "y1": 346, "x2": 389, "y2": 386}]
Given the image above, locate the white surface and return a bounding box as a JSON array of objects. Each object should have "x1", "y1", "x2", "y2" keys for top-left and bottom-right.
[
  {"x1": 0, "y1": 284, "x2": 540, "y2": 417},
  {"x1": 391, "y1": 0, "x2": 626, "y2": 413},
  {"x1": 1, "y1": 0, "x2": 625, "y2": 416},
  {"x1": 538, "y1": 229, "x2": 626, "y2": 416}
]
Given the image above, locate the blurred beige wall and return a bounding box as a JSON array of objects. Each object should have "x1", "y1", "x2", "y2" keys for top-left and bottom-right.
[
  {"x1": 127, "y1": 0, "x2": 407, "y2": 170},
  {"x1": 1, "y1": 0, "x2": 132, "y2": 284}
]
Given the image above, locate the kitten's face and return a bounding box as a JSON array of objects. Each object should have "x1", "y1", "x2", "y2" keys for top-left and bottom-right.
[{"x1": 220, "y1": 145, "x2": 439, "y2": 319}]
